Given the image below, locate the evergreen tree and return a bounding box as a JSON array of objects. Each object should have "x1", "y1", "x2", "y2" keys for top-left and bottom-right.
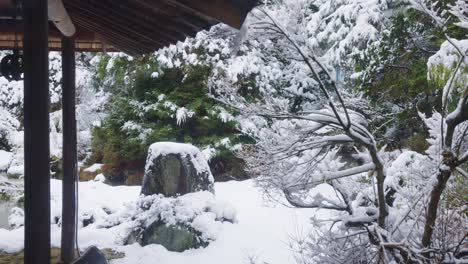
[{"x1": 90, "y1": 45, "x2": 250, "y2": 183}]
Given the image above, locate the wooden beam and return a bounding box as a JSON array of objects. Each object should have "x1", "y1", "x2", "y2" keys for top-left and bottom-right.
[
  {"x1": 60, "y1": 36, "x2": 77, "y2": 264},
  {"x1": 22, "y1": 0, "x2": 51, "y2": 263},
  {"x1": 72, "y1": 16, "x2": 148, "y2": 56},
  {"x1": 131, "y1": 0, "x2": 215, "y2": 32},
  {"x1": 80, "y1": 0, "x2": 176, "y2": 45},
  {"x1": 162, "y1": 0, "x2": 251, "y2": 28},
  {"x1": 97, "y1": 0, "x2": 192, "y2": 41},
  {"x1": 0, "y1": 19, "x2": 115, "y2": 52},
  {"x1": 65, "y1": 3, "x2": 165, "y2": 49},
  {"x1": 67, "y1": 9, "x2": 156, "y2": 54},
  {"x1": 0, "y1": 19, "x2": 97, "y2": 39},
  {"x1": 0, "y1": 39, "x2": 116, "y2": 52}
]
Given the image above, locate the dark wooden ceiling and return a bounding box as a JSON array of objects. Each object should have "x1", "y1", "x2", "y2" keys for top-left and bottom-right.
[{"x1": 0, "y1": 0, "x2": 258, "y2": 55}]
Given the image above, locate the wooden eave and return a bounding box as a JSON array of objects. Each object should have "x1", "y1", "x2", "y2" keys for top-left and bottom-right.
[
  {"x1": 0, "y1": 20, "x2": 117, "y2": 52},
  {"x1": 0, "y1": 0, "x2": 258, "y2": 55}
]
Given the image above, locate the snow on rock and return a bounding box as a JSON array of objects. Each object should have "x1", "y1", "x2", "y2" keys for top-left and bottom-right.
[
  {"x1": 6, "y1": 165, "x2": 23, "y2": 179},
  {"x1": 7, "y1": 207, "x2": 24, "y2": 229},
  {"x1": 127, "y1": 191, "x2": 236, "y2": 229},
  {"x1": 0, "y1": 175, "x2": 22, "y2": 200},
  {"x1": 142, "y1": 142, "x2": 214, "y2": 196},
  {"x1": 0, "y1": 150, "x2": 13, "y2": 171},
  {"x1": 7, "y1": 131, "x2": 23, "y2": 149},
  {"x1": 145, "y1": 142, "x2": 212, "y2": 179},
  {"x1": 0, "y1": 108, "x2": 20, "y2": 138},
  {"x1": 103, "y1": 190, "x2": 236, "y2": 251},
  {"x1": 85, "y1": 163, "x2": 104, "y2": 173},
  {"x1": 94, "y1": 173, "x2": 106, "y2": 182}
]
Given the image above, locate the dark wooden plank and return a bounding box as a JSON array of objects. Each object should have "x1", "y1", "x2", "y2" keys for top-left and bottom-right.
[
  {"x1": 65, "y1": 3, "x2": 164, "y2": 49},
  {"x1": 84, "y1": 0, "x2": 196, "y2": 40},
  {"x1": 22, "y1": 0, "x2": 51, "y2": 263},
  {"x1": 162, "y1": 0, "x2": 252, "y2": 28},
  {"x1": 71, "y1": 14, "x2": 153, "y2": 55},
  {"x1": 60, "y1": 36, "x2": 78, "y2": 264},
  {"x1": 79, "y1": 0, "x2": 177, "y2": 45},
  {"x1": 157, "y1": 0, "x2": 221, "y2": 25},
  {"x1": 131, "y1": 0, "x2": 215, "y2": 32},
  {"x1": 73, "y1": 19, "x2": 144, "y2": 56},
  {"x1": 69, "y1": 15, "x2": 159, "y2": 55}
]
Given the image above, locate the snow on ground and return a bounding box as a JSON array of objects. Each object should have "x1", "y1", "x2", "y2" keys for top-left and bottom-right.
[
  {"x1": 0, "y1": 150, "x2": 12, "y2": 171},
  {"x1": 0, "y1": 179, "x2": 333, "y2": 264}
]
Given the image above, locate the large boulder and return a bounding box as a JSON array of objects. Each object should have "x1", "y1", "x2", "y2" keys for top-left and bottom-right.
[
  {"x1": 126, "y1": 221, "x2": 206, "y2": 252},
  {"x1": 120, "y1": 191, "x2": 236, "y2": 252},
  {"x1": 141, "y1": 142, "x2": 214, "y2": 196}
]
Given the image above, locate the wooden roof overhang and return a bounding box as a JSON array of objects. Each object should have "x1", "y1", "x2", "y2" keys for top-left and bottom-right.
[{"x1": 0, "y1": 0, "x2": 258, "y2": 55}]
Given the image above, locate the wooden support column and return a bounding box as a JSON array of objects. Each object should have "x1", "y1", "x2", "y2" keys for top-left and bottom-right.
[
  {"x1": 22, "y1": 0, "x2": 51, "y2": 264},
  {"x1": 60, "y1": 36, "x2": 77, "y2": 264}
]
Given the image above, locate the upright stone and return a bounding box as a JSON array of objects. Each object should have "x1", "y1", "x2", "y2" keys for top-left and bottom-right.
[{"x1": 141, "y1": 142, "x2": 214, "y2": 196}]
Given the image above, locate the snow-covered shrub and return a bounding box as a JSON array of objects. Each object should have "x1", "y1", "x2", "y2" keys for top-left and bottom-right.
[
  {"x1": 100, "y1": 191, "x2": 236, "y2": 251},
  {"x1": 0, "y1": 108, "x2": 19, "y2": 151},
  {"x1": 7, "y1": 207, "x2": 24, "y2": 229},
  {"x1": 89, "y1": 46, "x2": 249, "y2": 182}
]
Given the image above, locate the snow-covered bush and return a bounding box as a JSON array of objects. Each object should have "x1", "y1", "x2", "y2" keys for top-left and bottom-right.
[
  {"x1": 0, "y1": 108, "x2": 19, "y2": 151},
  {"x1": 89, "y1": 45, "x2": 250, "y2": 182},
  {"x1": 102, "y1": 191, "x2": 236, "y2": 251}
]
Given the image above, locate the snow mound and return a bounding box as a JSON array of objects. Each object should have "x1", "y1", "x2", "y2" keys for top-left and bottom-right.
[
  {"x1": 6, "y1": 165, "x2": 23, "y2": 178},
  {"x1": 7, "y1": 207, "x2": 24, "y2": 229},
  {"x1": 94, "y1": 173, "x2": 106, "y2": 182},
  {"x1": 146, "y1": 142, "x2": 214, "y2": 183},
  {"x1": 84, "y1": 163, "x2": 104, "y2": 173},
  {"x1": 0, "y1": 150, "x2": 13, "y2": 171},
  {"x1": 103, "y1": 191, "x2": 236, "y2": 244}
]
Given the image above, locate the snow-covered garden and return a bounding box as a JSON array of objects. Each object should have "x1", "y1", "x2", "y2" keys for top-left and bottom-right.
[{"x1": 0, "y1": 176, "x2": 333, "y2": 264}]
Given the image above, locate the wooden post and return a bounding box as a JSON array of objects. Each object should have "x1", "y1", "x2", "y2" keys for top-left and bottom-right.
[
  {"x1": 60, "y1": 36, "x2": 77, "y2": 264},
  {"x1": 22, "y1": 0, "x2": 51, "y2": 263}
]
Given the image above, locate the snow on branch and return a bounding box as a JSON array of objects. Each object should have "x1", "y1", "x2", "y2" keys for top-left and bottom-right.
[
  {"x1": 449, "y1": 0, "x2": 468, "y2": 29},
  {"x1": 286, "y1": 163, "x2": 375, "y2": 192}
]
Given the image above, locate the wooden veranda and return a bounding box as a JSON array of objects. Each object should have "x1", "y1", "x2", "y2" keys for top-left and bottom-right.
[{"x1": 0, "y1": 0, "x2": 257, "y2": 263}]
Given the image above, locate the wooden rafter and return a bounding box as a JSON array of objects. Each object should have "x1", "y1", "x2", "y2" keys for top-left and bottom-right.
[{"x1": 0, "y1": 0, "x2": 258, "y2": 55}]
